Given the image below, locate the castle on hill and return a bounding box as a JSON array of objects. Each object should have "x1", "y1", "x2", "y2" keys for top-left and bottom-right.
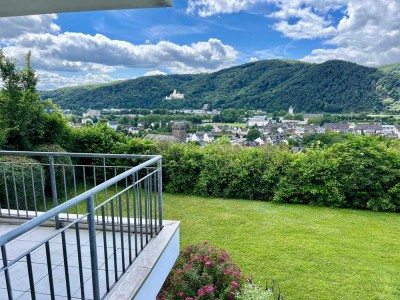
[{"x1": 166, "y1": 89, "x2": 184, "y2": 99}]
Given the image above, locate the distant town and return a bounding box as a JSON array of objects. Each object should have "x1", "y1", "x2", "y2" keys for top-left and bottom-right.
[{"x1": 64, "y1": 105, "x2": 400, "y2": 149}]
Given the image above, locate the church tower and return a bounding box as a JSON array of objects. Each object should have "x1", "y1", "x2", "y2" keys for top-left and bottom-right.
[
  {"x1": 288, "y1": 106, "x2": 294, "y2": 115},
  {"x1": 172, "y1": 122, "x2": 187, "y2": 142}
]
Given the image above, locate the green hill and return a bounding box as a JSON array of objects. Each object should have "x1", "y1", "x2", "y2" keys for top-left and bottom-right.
[{"x1": 41, "y1": 59, "x2": 400, "y2": 113}]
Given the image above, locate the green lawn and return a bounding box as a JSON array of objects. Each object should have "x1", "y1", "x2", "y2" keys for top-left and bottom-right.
[{"x1": 163, "y1": 193, "x2": 400, "y2": 300}]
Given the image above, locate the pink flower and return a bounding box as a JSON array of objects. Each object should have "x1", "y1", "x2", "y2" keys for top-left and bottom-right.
[
  {"x1": 198, "y1": 288, "x2": 206, "y2": 296},
  {"x1": 205, "y1": 261, "x2": 213, "y2": 266},
  {"x1": 204, "y1": 285, "x2": 214, "y2": 293},
  {"x1": 231, "y1": 281, "x2": 239, "y2": 288},
  {"x1": 185, "y1": 298, "x2": 194, "y2": 300},
  {"x1": 178, "y1": 291, "x2": 184, "y2": 296},
  {"x1": 224, "y1": 269, "x2": 232, "y2": 275}
]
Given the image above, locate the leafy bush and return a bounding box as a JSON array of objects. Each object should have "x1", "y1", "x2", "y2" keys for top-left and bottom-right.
[
  {"x1": 67, "y1": 123, "x2": 126, "y2": 154},
  {"x1": 33, "y1": 144, "x2": 74, "y2": 201},
  {"x1": 157, "y1": 242, "x2": 246, "y2": 300},
  {"x1": 163, "y1": 143, "x2": 204, "y2": 194},
  {"x1": 236, "y1": 283, "x2": 274, "y2": 300},
  {"x1": 161, "y1": 135, "x2": 400, "y2": 212},
  {"x1": 0, "y1": 156, "x2": 44, "y2": 211}
]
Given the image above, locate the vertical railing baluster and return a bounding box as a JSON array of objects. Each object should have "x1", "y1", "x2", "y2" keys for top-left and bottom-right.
[
  {"x1": 110, "y1": 199, "x2": 118, "y2": 282},
  {"x1": 61, "y1": 231, "x2": 71, "y2": 299},
  {"x1": 103, "y1": 159, "x2": 109, "y2": 224},
  {"x1": 75, "y1": 223, "x2": 85, "y2": 300},
  {"x1": 3, "y1": 163, "x2": 11, "y2": 215},
  {"x1": 149, "y1": 171, "x2": 153, "y2": 238},
  {"x1": 93, "y1": 166, "x2": 99, "y2": 223},
  {"x1": 144, "y1": 171, "x2": 149, "y2": 244},
  {"x1": 153, "y1": 172, "x2": 158, "y2": 233},
  {"x1": 11, "y1": 163, "x2": 20, "y2": 216},
  {"x1": 40, "y1": 166, "x2": 46, "y2": 212},
  {"x1": 45, "y1": 242, "x2": 55, "y2": 300},
  {"x1": 132, "y1": 175, "x2": 138, "y2": 258},
  {"x1": 49, "y1": 156, "x2": 60, "y2": 228},
  {"x1": 101, "y1": 206, "x2": 110, "y2": 293},
  {"x1": 30, "y1": 163, "x2": 38, "y2": 217},
  {"x1": 118, "y1": 195, "x2": 125, "y2": 272},
  {"x1": 157, "y1": 158, "x2": 163, "y2": 230},
  {"x1": 72, "y1": 166, "x2": 78, "y2": 218},
  {"x1": 87, "y1": 196, "x2": 100, "y2": 300},
  {"x1": 83, "y1": 166, "x2": 87, "y2": 191},
  {"x1": 27, "y1": 253, "x2": 36, "y2": 300},
  {"x1": 126, "y1": 189, "x2": 132, "y2": 265},
  {"x1": 1, "y1": 245, "x2": 13, "y2": 300},
  {"x1": 21, "y1": 165, "x2": 28, "y2": 217},
  {"x1": 62, "y1": 165, "x2": 69, "y2": 220},
  {"x1": 139, "y1": 180, "x2": 143, "y2": 251}
]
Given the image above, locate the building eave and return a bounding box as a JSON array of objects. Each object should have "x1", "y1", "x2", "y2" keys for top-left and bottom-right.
[{"x1": 0, "y1": 0, "x2": 172, "y2": 17}]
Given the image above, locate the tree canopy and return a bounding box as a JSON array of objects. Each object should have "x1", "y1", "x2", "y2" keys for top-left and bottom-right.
[{"x1": 0, "y1": 50, "x2": 69, "y2": 150}]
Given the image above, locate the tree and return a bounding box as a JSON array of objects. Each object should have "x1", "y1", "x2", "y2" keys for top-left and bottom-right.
[
  {"x1": 247, "y1": 128, "x2": 261, "y2": 141},
  {"x1": 0, "y1": 50, "x2": 69, "y2": 150}
]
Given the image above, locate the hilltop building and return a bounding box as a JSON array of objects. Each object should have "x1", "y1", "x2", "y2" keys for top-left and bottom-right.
[
  {"x1": 288, "y1": 106, "x2": 294, "y2": 115},
  {"x1": 166, "y1": 90, "x2": 184, "y2": 99}
]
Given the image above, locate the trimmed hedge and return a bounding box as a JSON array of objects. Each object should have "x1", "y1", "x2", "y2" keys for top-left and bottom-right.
[{"x1": 162, "y1": 136, "x2": 400, "y2": 212}]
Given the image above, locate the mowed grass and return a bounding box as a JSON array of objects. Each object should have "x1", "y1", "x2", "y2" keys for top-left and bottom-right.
[{"x1": 163, "y1": 193, "x2": 400, "y2": 300}]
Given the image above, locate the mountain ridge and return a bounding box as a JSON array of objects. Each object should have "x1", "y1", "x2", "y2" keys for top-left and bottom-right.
[{"x1": 41, "y1": 59, "x2": 400, "y2": 113}]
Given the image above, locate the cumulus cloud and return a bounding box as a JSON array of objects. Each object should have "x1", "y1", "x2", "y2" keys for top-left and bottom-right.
[
  {"x1": 249, "y1": 57, "x2": 258, "y2": 62},
  {"x1": 0, "y1": 14, "x2": 59, "y2": 40},
  {"x1": 37, "y1": 71, "x2": 123, "y2": 90},
  {"x1": 302, "y1": 0, "x2": 400, "y2": 66},
  {"x1": 3, "y1": 33, "x2": 237, "y2": 74},
  {"x1": 188, "y1": 0, "x2": 400, "y2": 66},
  {"x1": 144, "y1": 70, "x2": 167, "y2": 76},
  {"x1": 187, "y1": 0, "x2": 268, "y2": 17}
]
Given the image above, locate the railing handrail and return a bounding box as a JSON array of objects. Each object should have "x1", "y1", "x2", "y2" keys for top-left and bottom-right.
[
  {"x1": 0, "y1": 154, "x2": 162, "y2": 246},
  {"x1": 0, "y1": 150, "x2": 157, "y2": 160}
]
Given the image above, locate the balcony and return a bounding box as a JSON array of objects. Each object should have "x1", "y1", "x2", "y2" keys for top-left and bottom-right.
[{"x1": 0, "y1": 151, "x2": 180, "y2": 299}]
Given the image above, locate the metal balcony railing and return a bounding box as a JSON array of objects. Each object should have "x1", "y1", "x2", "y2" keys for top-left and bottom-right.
[{"x1": 0, "y1": 151, "x2": 163, "y2": 299}]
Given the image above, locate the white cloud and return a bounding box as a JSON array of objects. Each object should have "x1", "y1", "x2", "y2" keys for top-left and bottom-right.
[
  {"x1": 37, "y1": 71, "x2": 124, "y2": 90},
  {"x1": 187, "y1": 0, "x2": 268, "y2": 17},
  {"x1": 302, "y1": 0, "x2": 400, "y2": 66},
  {"x1": 3, "y1": 33, "x2": 237, "y2": 74},
  {"x1": 144, "y1": 70, "x2": 167, "y2": 76},
  {"x1": 249, "y1": 57, "x2": 258, "y2": 62},
  {"x1": 187, "y1": 0, "x2": 400, "y2": 66},
  {"x1": 0, "y1": 14, "x2": 59, "y2": 40}
]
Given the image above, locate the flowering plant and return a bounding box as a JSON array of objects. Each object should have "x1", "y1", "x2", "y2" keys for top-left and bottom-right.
[{"x1": 157, "y1": 242, "x2": 246, "y2": 300}]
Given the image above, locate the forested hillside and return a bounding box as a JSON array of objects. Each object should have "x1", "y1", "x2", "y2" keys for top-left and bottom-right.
[{"x1": 41, "y1": 59, "x2": 400, "y2": 113}]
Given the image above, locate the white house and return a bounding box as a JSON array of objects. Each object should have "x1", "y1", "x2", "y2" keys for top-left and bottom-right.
[
  {"x1": 81, "y1": 118, "x2": 93, "y2": 125},
  {"x1": 107, "y1": 121, "x2": 119, "y2": 131},
  {"x1": 204, "y1": 132, "x2": 215, "y2": 143},
  {"x1": 254, "y1": 137, "x2": 265, "y2": 146}
]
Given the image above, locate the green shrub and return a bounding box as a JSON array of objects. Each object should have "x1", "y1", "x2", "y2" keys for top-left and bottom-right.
[
  {"x1": 273, "y1": 150, "x2": 345, "y2": 207},
  {"x1": 163, "y1": 143, "x2": 204, "y2": 194},
  {"x1": 157, "y1": 242, "x2": 246, "y2": 300},
  {"x1": 33, "y1": 144, "x2": 74, "y2": 203},
  {"x1": 0, "y1": 156, "x2": 44, "y2": 211},
  {"x1": 160, "y1": 135, "x2": 400, "y2": 212}
]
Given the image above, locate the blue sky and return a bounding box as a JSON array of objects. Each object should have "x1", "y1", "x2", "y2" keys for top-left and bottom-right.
[{"x1": 0, "y1": 0, "x2": 399, "y2": 89}]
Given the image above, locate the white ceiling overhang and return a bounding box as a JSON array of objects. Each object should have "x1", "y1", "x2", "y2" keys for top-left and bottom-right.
[{"x1": 0, "y1": 0, "x2": 172, "y2": 17}]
